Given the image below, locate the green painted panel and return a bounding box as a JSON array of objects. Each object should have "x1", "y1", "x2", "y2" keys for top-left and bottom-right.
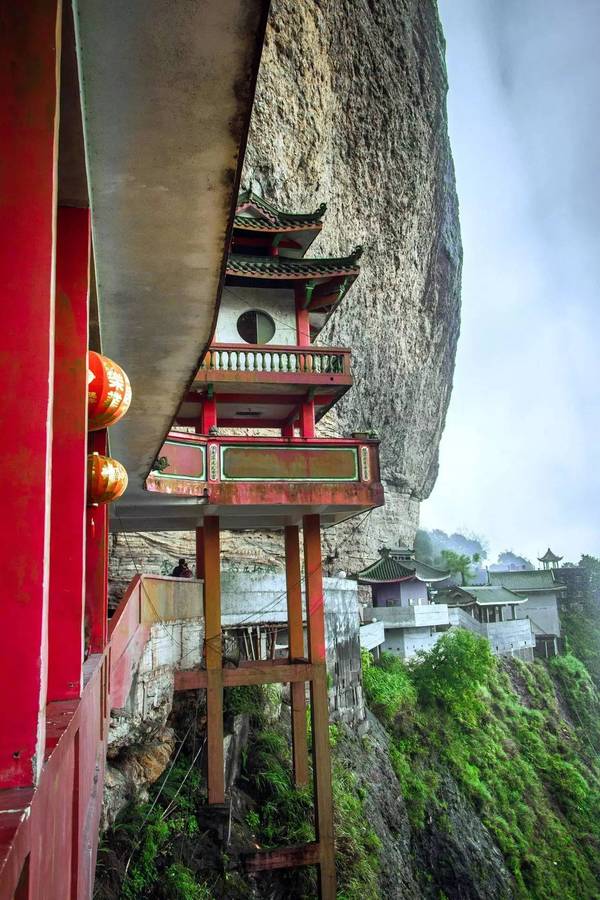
[{"x1": 221, "y1": 445, "x2": 358, "y2": 481}]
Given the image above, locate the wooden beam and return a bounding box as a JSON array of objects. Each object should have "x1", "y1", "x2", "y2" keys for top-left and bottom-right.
[
  {"x1": 303, "y1": 514, "x2": 336, "y2": 900},
  {"x1": 243, "y1": 842, "x2": 320, "y2": 873},
  {"x1": 174, "y1": 662, "x2": 314, "y2": 692},
  {"x1": 285, "y1": 525, "x2": 309, "y2": 787},
  {"x1": 203, "y1": 516, "x2": 224, "y2": 804}
]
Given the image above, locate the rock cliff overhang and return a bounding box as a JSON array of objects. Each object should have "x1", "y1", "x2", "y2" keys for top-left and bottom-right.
[{"x1": 74, "y1": 0, "x2": 270, "y2": 517}]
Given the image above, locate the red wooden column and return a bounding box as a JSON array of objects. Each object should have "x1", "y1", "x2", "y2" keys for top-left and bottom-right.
[
  {"x1": 85, "y1": 431, "x2": 109, "y2": 654},
  {"x1": 203, "y1": 516, "x2": 224, "y2": 804},
  {"x1": 295, "y1": 285, "x2": 310, "y2": 346},
  {"x1": 284, "y1": 525, "x2": 309, "y2": 786},
  {"x1": 0, "y1": 0, "x2": 62, "y2": 789},
  {"x1": 299, "y1": 400, "x2": 315, "y2": 438},
  {"x1": 48, "y1": 208, "x2": 91, "y2": 702},
  {"x1": 201, "y1": 389, "x2": 217, "y2": 434},
  {"x1": 303, "y1": 514, "x2": 336, "y2": 899}
]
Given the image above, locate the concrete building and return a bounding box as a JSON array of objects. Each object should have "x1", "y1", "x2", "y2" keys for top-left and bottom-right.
[
  {"x1": 435, "y1": 585, "x2": 535, "y2": 661},
  {"x1": 488, "y1": 569, "x2": 565, "y2": 656},
  {"x1": 354, "y1": 547, "x2": 451, "y2": 660}
]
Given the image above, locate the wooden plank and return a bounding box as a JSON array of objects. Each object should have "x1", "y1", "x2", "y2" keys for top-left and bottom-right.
[
  {"x1": 303, "y1": 514, "x2": 336, "y2": 900},
  {"x1": 243, "y1": 841, "x2": 320, "y2": 873},
  {"x1": 174, "y1": 662, "x2": 314, "y2": 692},
  {"x1": 285, "y1": 525, "x2": 309, "y2": 787}
]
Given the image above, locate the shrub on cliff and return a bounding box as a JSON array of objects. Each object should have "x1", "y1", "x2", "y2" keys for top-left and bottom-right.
[{"x1": 410, "y1": 630, "x2": 493, "y2": 724}]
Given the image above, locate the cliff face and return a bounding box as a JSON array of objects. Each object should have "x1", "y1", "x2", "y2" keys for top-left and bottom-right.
[
  {"x1": 109, "y1": 0, "x2": 461, "y2": 584},
  {"x1": 242, "y1": 0, "x2": 462, "y2": 560}
]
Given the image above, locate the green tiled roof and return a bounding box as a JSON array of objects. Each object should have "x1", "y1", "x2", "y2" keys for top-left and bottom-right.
[
  {"x1": 489, "y1": 570, "x2": 566, "y2": 593},
  {"x1": 226, "y1": 250, "x2": 362, "y2": 279},
  {"x1": 236, "y1": 190, "x2": 326, "y2": 228},
  {"x1": 438, "y1": 585, "x2": 527, "y2": 607},
  {"x1": 353, "y1": 549, "x2": 449, "y2": 584},
  {"x1": 354, "y1": 556, "x2": 417, "y2": 583},
  {"x1": 234, "y1": 214, "x2": 323, "y2": 232}
]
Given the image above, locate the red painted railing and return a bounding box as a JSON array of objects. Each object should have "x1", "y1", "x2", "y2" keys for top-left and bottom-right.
[{"x1": 0, "y1": 576, "x2": 150, "y2": 900}]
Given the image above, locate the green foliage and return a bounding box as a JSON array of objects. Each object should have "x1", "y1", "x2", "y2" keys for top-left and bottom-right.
[
  {"x1": 241, "y1": 717, "x2": 381, "y2": 899},
  {"x1": 163, "y1": 864, "x2": 214, "y2": 900},
  {"x1": 332, "y1": 763, "x2": 381, "y2": 900},
  {"x1": 361, "y1": 651, "x2": 416, "y2": 725},
  {"x1": 410, "y1": 630, "x2": 493, "y2": 724},
  {"x1": 363, "y1": 642, "x2": 600, "y2": 899},
  {"x1": 440, "y1": 549, "x2": 473, "y2": 584},
  {"x1": 549, "y1": 652, "x2": 600, "y2": 749}
]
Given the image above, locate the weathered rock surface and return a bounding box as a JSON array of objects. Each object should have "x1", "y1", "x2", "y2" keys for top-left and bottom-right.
[
  {"x1": 242, "y1": 0, "x2": 462, "y2": 558},
  {"x1": 109, "y1": 0, "x2": 461, "y2": 579},
  {"x1": 102, "y1": 727, "x2": 176, "y2": 830}
]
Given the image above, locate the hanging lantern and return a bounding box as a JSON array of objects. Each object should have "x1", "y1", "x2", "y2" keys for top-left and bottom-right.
[
  {"x1": 88, "y1": 351, "x2": 132, "y2": 431},
  {"x1": 87, "y1": 452, "x2": 128, "y2": 505}
]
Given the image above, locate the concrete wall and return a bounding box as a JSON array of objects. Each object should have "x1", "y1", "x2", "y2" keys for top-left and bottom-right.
[
  {"x1": 364, "y1": 604, "x2": 450, "y2": 629},
  {"x1": 372, "y1": 579, "x2": 429, "y2": 608},
  {"x1": 360, "y1": 621, "x2": 385, "y2": 652},
  {"x1": 449, "y1": 607, "x2": 535, "y2": 660},
  {"x1": 215, "y1": 285, "x2": 296, "y2": 345},
  {"x1": 516, "y1": 593, "x2": 561, "y2": 636},
  {"x1": 112, "y1": 572, "x2": 365, "y2": 733},
  {"x1": 382, "y1": 626, "x2": 441, "y2": 659},
  {"x1": 220, "y1": 571, "x2": 364, "y2": 724}
]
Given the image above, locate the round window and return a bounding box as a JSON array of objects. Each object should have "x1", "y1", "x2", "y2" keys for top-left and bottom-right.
[{"x1": 236, "y1": 310, "x2": 276, "y2": 344}]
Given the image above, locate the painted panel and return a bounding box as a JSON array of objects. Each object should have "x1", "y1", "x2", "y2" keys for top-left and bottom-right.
[
  {"x1": 156, "y1": 440, "x2": 205, "y2": 480},
  {"x1": 221, "y1": 445, "x2": 358, "y2": 481}
]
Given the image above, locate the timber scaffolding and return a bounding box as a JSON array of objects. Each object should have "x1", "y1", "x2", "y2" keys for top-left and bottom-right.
[{"x1": 181, "y1": 516, "x2": 337, "y2": 891}]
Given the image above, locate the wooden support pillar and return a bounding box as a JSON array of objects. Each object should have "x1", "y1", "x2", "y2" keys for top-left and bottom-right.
[
  {"x1": 300, "y1": 400, "x2": 315, "y2": 439},
  {"x1": 195, "y1": 526, "x2": 205, "y2": 580},
  {"x1": 85, "y1": 430, "x2": 109, "y2": 654},
  {"x1": 281, "y1": 422, "x2": 295, "y2": 438},
  {"x1": 48, "y1": 207, "x2": 91, "y2": 702},
  {"x1": 303, "y1": 514, "x2": 336, "y2": 900},
  {"x1": 203, "y1": 516, "x2": 224, "y2": 804},
  {"x1": 284, "y1": 526, "x2": 309, "y2": 787},
  {"x1": 0, "y1": 0, "x2": 62, "y2": 789},
  {"x1": 201, "y1": 389, "x2": 217, "y2": 434},
  {"x1": 295, "y1": 284, "x2": 310, "y2": 346}
]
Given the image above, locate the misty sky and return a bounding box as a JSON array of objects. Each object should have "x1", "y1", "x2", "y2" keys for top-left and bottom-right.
[{"x1": 421, "y1": 0, "x2": 600, "y2": 564}]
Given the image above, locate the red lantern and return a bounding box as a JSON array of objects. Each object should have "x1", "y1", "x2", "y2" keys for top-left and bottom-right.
[
  {"x1": 87, "y1": 452, "x2": 128, "y2": 505},
  {"x1": 88, "y1": 351, "x2": 132, "y2": 431}
]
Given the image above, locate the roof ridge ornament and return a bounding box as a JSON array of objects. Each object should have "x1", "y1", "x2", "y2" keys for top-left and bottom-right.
[{"x1": 348, "y1": 245, "x2": 363, "y2": 264}]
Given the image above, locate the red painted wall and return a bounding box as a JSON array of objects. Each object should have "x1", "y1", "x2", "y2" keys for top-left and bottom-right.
[
  {"x1": 48, "y1": 207, "x2": 91, "y2": 702},
  {"x1": 0, "y1": 0, "x2": 61, "y2": 788}
]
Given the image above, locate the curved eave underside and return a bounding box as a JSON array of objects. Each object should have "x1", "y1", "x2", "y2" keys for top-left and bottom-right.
[{"x1": 75, "y1": 0, "x2": 269, "y2": 516}]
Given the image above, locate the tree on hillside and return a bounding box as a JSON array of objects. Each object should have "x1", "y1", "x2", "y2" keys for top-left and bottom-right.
[
  {"x1": 580, "y1": 555, "x2": 600, "y2": 603},
  {"x1": 440, "y1": 550, "x2": 474, "y2": 585},
  {"x1": 414, "y1": 529, "x2": 434, "y2": 564}
]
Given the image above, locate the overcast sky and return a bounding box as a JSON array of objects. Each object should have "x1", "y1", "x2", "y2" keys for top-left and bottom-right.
[{"x1": 421, "y1": 0, "x2": 600, "y2": 564}]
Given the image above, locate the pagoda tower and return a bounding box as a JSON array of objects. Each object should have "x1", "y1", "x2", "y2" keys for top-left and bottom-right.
[
  {"x1": 146, "y1": 191, "x2": 384, "y2": 897},
  {"x1": 538, "y1": 548, "x2": 563, "y2": 570}
]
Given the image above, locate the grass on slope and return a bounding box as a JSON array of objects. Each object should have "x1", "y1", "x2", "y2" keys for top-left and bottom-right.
[{"x1": 363, "y1": 633, "x2": 600, "y2": 899}]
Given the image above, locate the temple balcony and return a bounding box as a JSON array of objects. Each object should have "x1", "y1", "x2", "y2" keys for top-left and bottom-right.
[
  {"x1": 138, "y1": 431, "x2": 383, "y2": 531},
  {"x1": 175, "y1": 342, "x2": 353, "y2": 429}
]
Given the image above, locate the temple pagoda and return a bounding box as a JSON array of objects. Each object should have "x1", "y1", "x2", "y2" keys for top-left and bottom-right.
[
  {"x1": 538, "y1": 548, "x2": 563, "y2": 569},
  {"x1": 355, "y1": 546, "x2": 449, "y2": 607},
  {"x1": 146, "y1": 191, "x2": 384, "y2": 897}
]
